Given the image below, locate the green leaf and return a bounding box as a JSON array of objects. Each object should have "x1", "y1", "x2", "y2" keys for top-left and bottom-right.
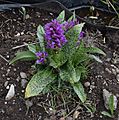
[
  {"x1": 72, "y1": 82, "x2": 86, "y2": 103},
  {"x1": 100, "y1": 0, "x2": 108, "y2": 5},
  {"x1": 57, "y1": 10, "x2": 65, "y2": 23},
  {"x1": 89, "y1": 55, "x2": 103, "y2": 63},
  {"x1": 65, "y1": 23, "x2": 85, "y2": 59},
  {"x1": 85, "y1": 47, "x2": 106, "y2": 56},
  {"x1": 83, "y1": 103, "x2": 96, "y2": 113},
  {"x1": 101, "y1": 111, "x2": 112, "y2": 118},
  {"x1": 75, "y1": 68, "x2": 81, "y2": 82},
  {"x1": 25, "y1": 67, "x2": 57, "y2": 98},
  {"x1": 10, "y1": 51, "x2": 37, "y2": 64},
  {"x1": 28, "y1": 44, "x2": 37, "y2": 53},
  {"x1": 72, "y1": 44, "x2": 90, "y2": 66},
  {"x1": 67, "y1": 15, "x2": 74, "y2": 22},
  {"x1": 78, "y1": 66, "x2": 88, "y2": 79},
  {"x1": 59, "y1": 63, "x2": 71, "y2": 82},
  {"x1": 59, "y1": 62, "x2": 77, "y2": 83},
  {"x1": 37, "y1": 25, "x2": 45, "y2": 51},
  {"x1": 49, "y1": 50, "x2": 67, "y2": 68},
  {"x1": 109, "y1": 95, "x2": 114, "y2": 115}
]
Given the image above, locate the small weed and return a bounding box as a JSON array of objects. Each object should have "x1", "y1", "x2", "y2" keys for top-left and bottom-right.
[
  {"x1": 101, "y1": 95, "x2": 115, "y2": 118},
  {"x1": 101, "y1": 0, "x2": 119, "y2": 18},
  {"x1": 19, "y1": 7, "x2": 26, "y2": 20}
]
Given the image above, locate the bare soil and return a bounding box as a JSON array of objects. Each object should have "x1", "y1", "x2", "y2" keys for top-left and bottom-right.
[{"x1": 0, "y1": 7, "x2": 119, "y2": 120}]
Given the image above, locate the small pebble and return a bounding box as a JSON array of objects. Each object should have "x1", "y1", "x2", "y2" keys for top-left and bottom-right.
[
  {"x1": 2, "y1": 74, "x2": 5, "y2": 77},
  {"x1": 21, "y1": 90, "x2": 24, "y2": 93},
  {"x1": 7, "y1": 78, "x2": 10, "y2": 80},
  {"x1": 5, "y1": 84, "x2": 15, "y2": 100},
  {"x1": 25, "y1": 14, "x2": 30, "y2": 19},
  {"x1": 12, "y1": 101, "x2": 15, "y2": 105},
  {"x1": 20, "y1": 72, "x2": 27, "y2": 79},
  {"x1": 13, "y1": 68, "x2": 17, "y2": 71},
  {"x1": 49, "y1": 12, "x2": 53, "y2": 16},
  {"x1": 116, "y1": 68, "x2": 119, "y2": 73},
  {"x1": 106, "y1": 58, "x2": 111, "y2": 62},
  {"x1": 21, "y1": 32, "x2": 24, "y2": 35},
  {"x1": 19, "y1": 108, "x2": 22, "y2": 111},
  {"x1": 6, "y1": 86, "x2": 9, "y2": 89},
  {"x1": 15, "y1": 33, "x2": 20, "y2": 37},
  {"x1": 84, "y1": 82, "x2": 90, "y2": 87},
  {"x1": 6, "y1": 55, "x2": 9, "y2": 58},
  {"x1": 105, "y1": 68, "x2": 111, "y2": 74},
  {"x1": 6, "y1": 69, "x2": 10, "y2": 75},
  {"x1": 73, "y1": 111, "x2": 80, "y2": 119},
  {"x1": 25, "y1": 100, "x2": 33, "y2": 108},
  {"x1": 16, "y1": 76, "x2": 20, "y2": 82},
  {"x1": 21, "y1": 79, "x2": 28, "y2": 88},
  {"x1": 112, "y1": 68, "x2": 116, "y2": 75},
  {"x1": 66, "y1": 117, "x2": 73, "y2": 120},
  {"x1": 1, "y1": 67, "x2": 3, "y2": 70},
  {"x1": 117, "y1": 74, "x2": 119, "y2": 82},
  {"x1": 4, "y1": 102, "x2": 7, "y2": 104},
  {"x1": 4, "y1": 81, "x2": 9, "y2": 87},
  {"x1": 38, "y1": 116, "x2": 42, "y2": 120}
]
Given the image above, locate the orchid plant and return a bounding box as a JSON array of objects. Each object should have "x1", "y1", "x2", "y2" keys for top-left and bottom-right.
[{"x1": 10, "y1": 11, "x2": 106, "y2": 103}]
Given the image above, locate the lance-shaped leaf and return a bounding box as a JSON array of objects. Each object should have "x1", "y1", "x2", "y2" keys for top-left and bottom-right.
[
  {"x1": 37, "y1": 25, "x2": 45, "y2": 51},
  {"x1": 89, "y1": 55, "x2": 103, "y2": 63},
  {"x1": 65, "y1": 23, "x2": 85, "y2": 59},
  {"x1": 85, "y1": 47, "x2": 106, "y2": 56},
  {"x1": 101, "y1": 111, "x2": 112, "y2": 118},
  {"x1": 109, "y1": 95, "x2": 114, "y2": 115},
  {"x1": 49, "y1": 50, "x2": 67, "y2": 68},
  {"x1": 28, "y1": 44, "x2": 37, "y2": 53},
  {"x1": 57, "y1": 10, "x2": 65, "y2": 23},
  {"x1": 59, "y1": 62, "x2": 81, "y2": 83},
  {"x1": 10, "y1": 51, "x2": 37, "y2": 64},
  {"x1": 25, "y1": 67, "x2": 57, "y2": 98},
  {"x1": 72, "y1": 42, "x2": 90, "y2": 66},
  {"x1": 72, "y1": 82, "x2": 86, "y2": 103}
]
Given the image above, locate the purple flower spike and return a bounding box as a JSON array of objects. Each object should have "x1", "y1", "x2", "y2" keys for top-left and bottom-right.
[
  {"x1": 35, "y1": 51, "x2": 48, "y2": 64},
  {"x1": 45, "y1": 19, "x2": 67, "y2": 49},
  {"x1": 63, "y1": 19, "x2": 79, "y2": 31}
]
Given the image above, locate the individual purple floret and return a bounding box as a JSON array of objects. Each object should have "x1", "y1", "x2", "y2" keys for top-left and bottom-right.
[
  {"x1": 63, "y1": 19, "x2": 79, "y2": 31},
  {"x1": 78, "y1": 31, "x2": 85, "y2": 40},
  {"x1": 35, "y1": 51, "x2": 48, "y2": 64},
  {"x1": 76, "y1": 31, "x2": 85, "y2": 46},
  {"x1": 44, "y1": 19, "x2": 67, "y2": 49}
]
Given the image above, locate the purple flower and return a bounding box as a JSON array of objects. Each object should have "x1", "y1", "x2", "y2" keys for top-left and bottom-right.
[
  {"x1": 76, "y1": 31, "x2": 85, "y2": 46},
  {"x1": 78, "y1": 31, "x2": 85, "y2": 40},
  {"x1": 35, "y1": 51, "x2": 48, "y2": 64},
  {"x1": 63, "y1": 19, "x2": 79, "y2": 31},
  {"x1": 44, "y1": 19, "x2": 67, "y2": 49}
]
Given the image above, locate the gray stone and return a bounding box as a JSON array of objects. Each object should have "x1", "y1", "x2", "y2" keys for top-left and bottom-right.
[
  {"x1": 66, "y1": 117, "x2": 73, "y2": 120},
  {"x1": 21, "y1": 79, "x2": 28, "y2": 88},
  {"x1": 105, "y1": 68, "x2": 111, "y2": 74},
  {"x1": 84, "y1": 82, "x2": 90, "y2": 87},
  {"x1": 5, "y1": 84, "x2": 15, "y2": 100},
  {"x1": 116, "y1": 68, "x2": 119, "y2": 73},
  {"x1": 25, "y1": 100, "x2": 33, "y2": 108},
  {"x1": 111, "y1": 68, "x2": 116, "y2": 75},
  {"x1": 20, "y1": 72, "x2": 27, "y2": 79},
  {"x1": 103, "y1": 89, "x2": 118, "y2": 110},
  {"x1": 73, "y1": 111, "x2": 80, "y2": 119},
  {"x1": 4, "y1": 81, "x2": 8, "y2": 87},
  {"x1": 116, "y1": 74, "x2": 119, "y2": 82}
]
